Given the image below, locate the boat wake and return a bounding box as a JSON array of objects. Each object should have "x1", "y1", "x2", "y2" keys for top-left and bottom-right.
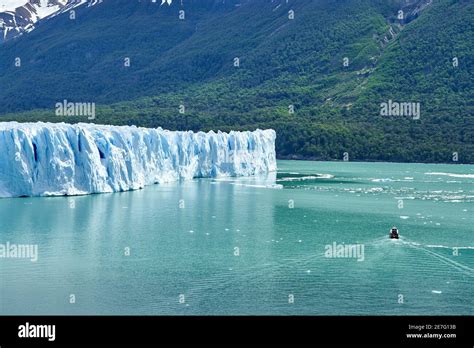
[{"x1": 400, "y1": 237, "x2": 474, "y2": 277}]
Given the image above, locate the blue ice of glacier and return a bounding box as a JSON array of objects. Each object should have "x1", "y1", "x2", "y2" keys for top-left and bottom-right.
[{"x1": 0, "y1": 122, "x2": 277, "y2": 198}]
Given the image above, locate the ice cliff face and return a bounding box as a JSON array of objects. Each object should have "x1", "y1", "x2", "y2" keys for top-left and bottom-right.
[{"x1": 0, "y1": 122, "x2": 276, "y2": 198}]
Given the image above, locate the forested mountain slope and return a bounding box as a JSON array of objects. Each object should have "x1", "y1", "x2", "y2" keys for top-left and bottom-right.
[{"x1": 1, "y1": 0, "x2": 472, "y2": 162}]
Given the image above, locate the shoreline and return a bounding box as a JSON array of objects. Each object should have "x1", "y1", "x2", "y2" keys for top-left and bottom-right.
[{"x1": 276, "y1": 155, "x2": 474, "y2": 166}]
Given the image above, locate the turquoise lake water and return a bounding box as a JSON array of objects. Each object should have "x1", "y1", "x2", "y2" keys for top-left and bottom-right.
[{"x1": 0, "y1": 160, "x2": 473, "y2": 315}]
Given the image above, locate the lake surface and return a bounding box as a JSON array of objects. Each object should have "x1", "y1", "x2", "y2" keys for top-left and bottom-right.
[{"x1": 0, "y1": 160, "x2": 473, "y2": 315}]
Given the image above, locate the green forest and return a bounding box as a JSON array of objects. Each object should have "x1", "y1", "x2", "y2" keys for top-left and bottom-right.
[{"x1": 0, "y1": 0, "x2": 472, "y2": 163}]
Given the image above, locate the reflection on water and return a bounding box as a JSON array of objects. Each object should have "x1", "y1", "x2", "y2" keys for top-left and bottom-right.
[{"x1": 0, "y1": 161, "x2": 473, "y2": 315}]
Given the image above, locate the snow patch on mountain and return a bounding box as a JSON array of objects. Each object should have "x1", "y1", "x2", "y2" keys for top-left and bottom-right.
[
  {"x1": 1, "y1": 1, "x2": 29, "y2": 12},
  {"x1": 0, "y1": 0, "x2": 98, "y2": 42}
]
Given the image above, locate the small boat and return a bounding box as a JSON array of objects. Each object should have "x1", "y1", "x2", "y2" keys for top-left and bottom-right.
[{"x1": 390, "y1": 226, "x2": 399, "y2": 239}]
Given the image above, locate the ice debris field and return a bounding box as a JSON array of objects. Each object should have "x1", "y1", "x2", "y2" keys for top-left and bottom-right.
[{"x1": 0, "y1": 122, "x2": 276, "y2": 198}]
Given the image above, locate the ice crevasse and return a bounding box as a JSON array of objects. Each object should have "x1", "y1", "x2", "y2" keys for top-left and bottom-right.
[{"x1": 0, "y1": 122, "x2": 277, "y2": 198}]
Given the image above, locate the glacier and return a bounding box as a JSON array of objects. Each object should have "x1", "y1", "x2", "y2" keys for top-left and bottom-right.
[{"x1": 0, "y1": 122, "x2": 276, "y2": 198}]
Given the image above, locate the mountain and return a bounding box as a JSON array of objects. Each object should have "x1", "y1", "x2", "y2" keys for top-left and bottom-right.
[
  {"x1": 0, "y1": 0, "x2": 101, "y2": 43},
  {"x1": 0, "y1": 0, "x2": 472, "y2": 163}
]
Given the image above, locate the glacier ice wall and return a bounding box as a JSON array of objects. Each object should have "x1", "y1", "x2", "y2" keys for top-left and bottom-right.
[{"x1": 0, "y1": 122, "x2": 276, "y2": 198}]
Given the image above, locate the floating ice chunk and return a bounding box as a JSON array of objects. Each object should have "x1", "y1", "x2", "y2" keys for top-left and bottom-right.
[{"x1": 425, "y1": 172, "x2": 474, "y2": 179}]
